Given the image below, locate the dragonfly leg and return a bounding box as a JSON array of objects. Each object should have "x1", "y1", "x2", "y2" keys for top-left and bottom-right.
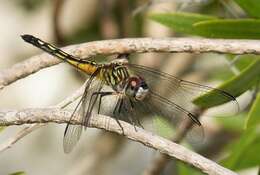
[
  {"x1": 97, "y1": 92, "x2": 114, "y2": 114},
  {"x1": 127, "y1": 115, "x2": 138, "y2": 132},
  {"x1": 97, "y1": 95, "x2": 102, "y2": 114},
  {"x1": 86, "y1": 91, "x2": 115, "y2": 126},
  {"x1": 129, "y1": 99, "x2": 144, "y2": 129},
  {"x1": 87, "y1": 91, "x2": 125, "y2": 135},
  {"x1": 85, "y1": 91, "x2": 108, "y2": 127},
  {"x1": 115, "y1": 116, "x2": 125, "y2": 135},
  {"x1": 113, "y1": 98, "x2": 120, "y2": 115},
  {"x1": 122, "y1": 99, "x2": 137, "y2": 131},
  {"x1": 117, "y1": 98, "x2": 123, "y2": 114},
  {"x1": 113, "y1": 98, "x2": 125, "y2": 135},
  {"x1": 84, "y1": 93, "x2": 98, "y2": 127},
  {"x1": 136, "y1": 118, "x2": 144, "y2": 129}
]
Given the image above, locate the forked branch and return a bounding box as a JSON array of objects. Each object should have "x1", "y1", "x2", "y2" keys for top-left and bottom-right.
[{"x1": 0, "y1": 108, "x2": 237, "y2": 175}]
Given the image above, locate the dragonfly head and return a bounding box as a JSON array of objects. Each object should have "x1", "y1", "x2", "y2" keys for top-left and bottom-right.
[{"x1": 125, "y1": 76, "x2": 149, "y2": 101}]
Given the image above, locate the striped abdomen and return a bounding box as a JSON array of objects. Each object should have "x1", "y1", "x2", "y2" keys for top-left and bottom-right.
[{"x1": 21, "y1": 34, "x2": 98, "y2": 75}]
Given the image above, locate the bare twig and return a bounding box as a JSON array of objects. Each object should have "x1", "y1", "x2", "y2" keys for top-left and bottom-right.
[
  {"x1": 0, "y1": 53, "x2": 60, "y2": 90},
  {"x1": 0, "y1": 108, "x2": 237, "y2": 175},
  {"x1": 143, "y1": 72, "x2": 206, "y2": 175},
  {"x1": 0, "y1": 82, "x2": 86, "y2": 152},
  {"x1": 143, "y1": 109, "x2": 204, "y2": 175},
  {"x1": 0, "y1": 124, "x2": 43, "y2": 152},
  {"x1": 2, "y1": 37, "x2": 260, "y2": 90}
]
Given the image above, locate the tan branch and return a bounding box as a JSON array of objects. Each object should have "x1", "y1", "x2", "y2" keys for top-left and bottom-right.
[
  {"x1": 0, "y1": 108, "x2": 237, "y2": 175},
  {"x1": 0, "y1": 82, "x2": 85, "y2": 152},
  {"x1": 1, "y1": 37, "x2": 260, "y2": 89}
]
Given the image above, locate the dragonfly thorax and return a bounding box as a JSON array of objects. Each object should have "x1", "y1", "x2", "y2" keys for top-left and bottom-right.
[
  {"x1": 124, "y1": 76, "x2": 149, "y2": 101},
  {"x1": 100, "y1": 63, "x2": 129, "y2": 88}
]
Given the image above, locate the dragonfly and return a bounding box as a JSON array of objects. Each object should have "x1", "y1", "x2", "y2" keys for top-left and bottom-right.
[{"x1": 21, "y1": 34, "x2": 239, "y2": 153}]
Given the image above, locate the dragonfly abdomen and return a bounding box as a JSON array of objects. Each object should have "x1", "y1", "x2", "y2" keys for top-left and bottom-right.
[{"x1": 21, "y1": 34, "x2": 98, "y2": 75}]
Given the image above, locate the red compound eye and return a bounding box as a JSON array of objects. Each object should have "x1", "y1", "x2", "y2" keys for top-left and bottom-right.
[{"x1": 131, "y1": 80, "x2": 137, "y2": 87}]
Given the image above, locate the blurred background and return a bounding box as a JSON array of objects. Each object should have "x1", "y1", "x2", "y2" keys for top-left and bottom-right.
[{"x1": 0, "y1": 0, "x2": 259, "y2": 175}]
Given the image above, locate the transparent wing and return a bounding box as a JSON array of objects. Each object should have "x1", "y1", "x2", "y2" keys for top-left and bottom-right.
[
  {"x1": 105, "y1": 91, "x2": 204, "y2": 142},
  {"x1": 99, "y1": 93, "x2": 148, "y2": 130},
  {"x1": 126, "y1": 63, "x2": 239, "y2": 117},
  {"x1": 135, "y1": 92, "x2": 204, "y2": 143},
  {"x1": 96, "y1": 84, "x2": 204, "y2": 142},
  {"x1": 63, "y1": 74, "x2": 103, "y2": 153}
]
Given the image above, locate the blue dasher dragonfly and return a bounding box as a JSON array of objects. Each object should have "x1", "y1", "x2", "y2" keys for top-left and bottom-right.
[{"x1": 21, "y1": 35, "x2": 239, "y2": 153}]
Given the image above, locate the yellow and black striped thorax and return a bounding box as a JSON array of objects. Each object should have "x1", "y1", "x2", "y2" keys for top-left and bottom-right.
[
  {"x1": 21, "y1": 34, "x2": 99, "y2": 75},
  {"x1": 99, "y1": 63, "x2": 130, "y2": 87}
]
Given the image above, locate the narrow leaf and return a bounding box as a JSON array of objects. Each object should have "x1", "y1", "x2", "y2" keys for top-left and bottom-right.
[
  {"x1": 226, "y1": 55, "x2": 259, "y2": 71},
  {"x1": 216, "y1": 113, "x2": 246, "y2": 132},
  {"x1": 193, "y1": 60, "x2": 260, "y2": 108},
  {"x1": 178, "y1": 161, "x2": 204, "y2": 175},
  {"x1": 222, "y1": 128, "x2": 260, "y2": 170},
  {"x1": 245, "y1": 93, "x2": 260, "y2": 129},
  {"x1": 149, "y1": 12, "x2": 217, "y2": 35},
  {"x1": 193, "y1": 19, "x2": 260, "y2": 39}
]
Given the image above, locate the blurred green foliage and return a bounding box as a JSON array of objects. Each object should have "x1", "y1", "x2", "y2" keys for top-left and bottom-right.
[
  {"x1": 150, "y1": 0, "x2": 260, "y2": 172},
  {"x1": 66, "y1": 20, "x2": 101, "y2": 44},
  {"x1": 177, "y1": 161, "x2": 205, "y2": 175},
  {"x1": 153, "y1": 116, "x2": 175, "y2": 138},
  {"x1": 150, "y1": 13, "x2": 260, "y2": 39},
  {"x1": 193, "y1": 19, "x2": 260, "y2": 39},
  {"x1": 226, "y1": 55, "x2": 259, "y2": 71},
  {"x1": 149, "y1": 12, "x2": 217, "y2": 36},
  {"x1": 12, "y1": 0, "x2": 47, "y2": 12},
  {"x1": 193, "y1": 60, "x2": 260, "y2": 108},
  {"x1": 216, "y1": 113, "x2": 246, "y2": 132},
  {"x1": 233, "y1": 0, "x2": 260, "y2": 18},
  {"x1": 245, "y1": 93, "x2": 260, "y2": 129},
  {"x1": 222, "y1": 127, "x2": 260, "y2": 170}
]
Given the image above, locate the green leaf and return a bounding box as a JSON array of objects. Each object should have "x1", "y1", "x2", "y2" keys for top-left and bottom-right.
[
  {"x1": 178, "y1": 161, "x2": 204, "y2": 175},
  {"x1": 150, "y1": 13, "x2": 260, "y2": 39},
  {"x1": 193, "y1": 19, "x2": 260, "y2": 39},
  {"x1": 153, "y1": 116, "x2": 175, "y2": 138},
  {"x1": 245, "y1": 93, "x2": 260, "y2": 129},
  {"x1": 193, "y1": 60, "x2": 260, "y2": 108},
  {"x1": 234, "y1": 0, "x2": 260, "y2": 18},
  {"x1": 216, "y1": 113, "x2": 246, "y2": 132},
  {"x1": 222, "y1": 127, "x2": 260, "y2": 170},
  {"x1": 149, "y1": 12, "x2": 217, "y2": 35},
  {"x1": 210, "y1": 68, "x2": 234, "y2": 81},
  {"x1": 226, "y1": 55, "x2": 259, "y2": 71},
  {"x1": 9, "y1": 172, "x2": 26, "y2": 175},
  {"x1": 223, "y1": 92, "x2": 260, "y2": 171}
]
